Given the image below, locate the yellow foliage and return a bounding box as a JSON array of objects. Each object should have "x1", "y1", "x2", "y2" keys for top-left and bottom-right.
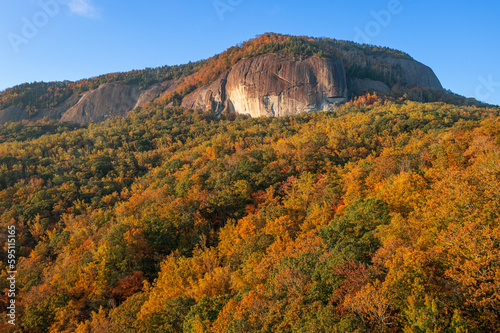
[
  {"x1": 379, "y1": 171, "x2": 428, "y2": 216},
  {"x1": 138, "y1": 247, "x2": 232, "y2": 322},
  {"x1": 344, "y1": 281, "x2": 392, "y2": 332},
  {"x1": 265, "y1": 215, "x2": 299, "y2": 239}
]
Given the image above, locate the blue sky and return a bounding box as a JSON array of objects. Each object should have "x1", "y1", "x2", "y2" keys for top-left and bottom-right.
[{"x1": 1, "y1": 0, "x2": 499, "y2": 105}]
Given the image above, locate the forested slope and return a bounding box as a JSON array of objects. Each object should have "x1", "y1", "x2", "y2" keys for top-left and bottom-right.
[{"x1": 0, "y1": 95, "x2": 499, "y2": 332}]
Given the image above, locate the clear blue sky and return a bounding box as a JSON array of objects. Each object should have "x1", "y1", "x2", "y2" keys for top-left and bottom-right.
[{"x1": 1, "y1": 0, "x2": 499, "y2": 105}]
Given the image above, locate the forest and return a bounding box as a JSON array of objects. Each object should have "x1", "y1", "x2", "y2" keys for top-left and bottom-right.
[{"x1": 0, "y1": 93, "x2": 499, "y2": 332}]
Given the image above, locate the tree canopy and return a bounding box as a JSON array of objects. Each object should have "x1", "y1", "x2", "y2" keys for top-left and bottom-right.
[{"x1": 1, "y1": 95, "x2": 499, "y2": 332}]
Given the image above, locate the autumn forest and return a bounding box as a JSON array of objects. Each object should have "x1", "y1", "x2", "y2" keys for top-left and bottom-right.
[{"x1": 0, "y1": 91, "x2": 498, "y2": 332}]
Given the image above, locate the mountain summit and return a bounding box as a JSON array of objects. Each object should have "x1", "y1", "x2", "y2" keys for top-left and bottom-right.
[{"x1": 0, "y1": 33, "x2": 448, "y2": 123}]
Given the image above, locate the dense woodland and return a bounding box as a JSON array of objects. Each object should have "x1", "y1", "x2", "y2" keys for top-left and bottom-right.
[{"x1": 0, "y1": 93, "x2": 499, "y2": 332}]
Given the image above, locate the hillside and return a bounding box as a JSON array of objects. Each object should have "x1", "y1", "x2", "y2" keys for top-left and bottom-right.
[
  {"x1": 0, "y1": 94, "x2": 499, "y2": 331},
  {"x1": 0, "y1": 33, "x2": 481, "y2": 124}
]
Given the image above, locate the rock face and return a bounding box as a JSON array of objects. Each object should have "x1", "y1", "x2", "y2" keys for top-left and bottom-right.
[
  {"x1": 56, "y1": 81, "x2": 177, "y2": 123},
  {"x1": 182, "y1": 54, "x2": 348, "y2": 117},
  {"x1": 181, "y1": 72, "x2": 230, "y2": 115},
  {"x1": 0, "y1": 106, "x2": 28, "y2": 124},
  {"x1": 380, "y1": 58, "x2": 443, "y2": 90},
  {"x1": 32, "y1": 94, "x2": 82, "y2": 122},
  {"x1": 60, "y1": 84, "x2": 142, "y2": 123},
  {"x1": 135, "y1": 80, "x2": 178, "y2": 108},
  {"x1": 348, "y1": 78, "x2": 391, "y2": 95}
]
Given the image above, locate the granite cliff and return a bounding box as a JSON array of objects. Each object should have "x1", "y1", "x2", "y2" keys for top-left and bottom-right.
[{"x1": 182, "y1": 54, "x2": 349, "y2": 117}]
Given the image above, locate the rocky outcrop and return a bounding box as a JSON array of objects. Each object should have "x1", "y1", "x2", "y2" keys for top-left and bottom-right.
[
  {"x1": 56, "y1": 81, "x2": 177, "y2": 123},
  {"x1": 181, "y1": 72, "x2": 230, "y2": 114},
  {"x1": 32, "y1": 94, "x2": 81, "y2": 122},
  {"x1": 135, "y1": 80, "x2": 178, "y2": 108},
  {"x1": 348, "y1": 78, "x2": 391, "y2": 95},
  {"x1": 226, "y1": 55, "x2": 348, "y2": 116},
  {"x1": 377, "y1": 57, "x2": 443, "y2": 90},
  {"x1": 60, "y1": 84, "x2": 142, "y2": 123},
  {"x1": 182, "y1": 54, "x2": 348, "y2": 117},
  {"x1": 0, "y1": 106, "x2": 28, "y2": 124}
]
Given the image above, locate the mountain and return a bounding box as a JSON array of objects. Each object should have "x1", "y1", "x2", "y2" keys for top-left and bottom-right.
[
  {"x1": 0, "y1": 33, "x2": 481, "y2": 124},
  {"x1": 1, "y1": 34, "x2": 500, "y2": 332}
]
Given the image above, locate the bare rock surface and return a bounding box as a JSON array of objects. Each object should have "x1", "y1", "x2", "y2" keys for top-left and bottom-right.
[
  {"x1": 32, "y1": 94, "x2": 81, "y2": 122},
  {"x1": 60, "y1": 84, "x2": 142, "y2": 123},
  {"x1": 348, "y1": 78, "x2": 391, "y2": 95},
  {"x1": 377, "y1": 57, "x2": 443, "y2": 89},
  {"x1": 182, "y1": 72, "x2": 230, "y2": 114},
  {"x1": 135, "y1": 80, "x2": 178, "y2": 108},
  {"x1": 0, "y1": 106, "x2": 28, "y2": 124}
]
